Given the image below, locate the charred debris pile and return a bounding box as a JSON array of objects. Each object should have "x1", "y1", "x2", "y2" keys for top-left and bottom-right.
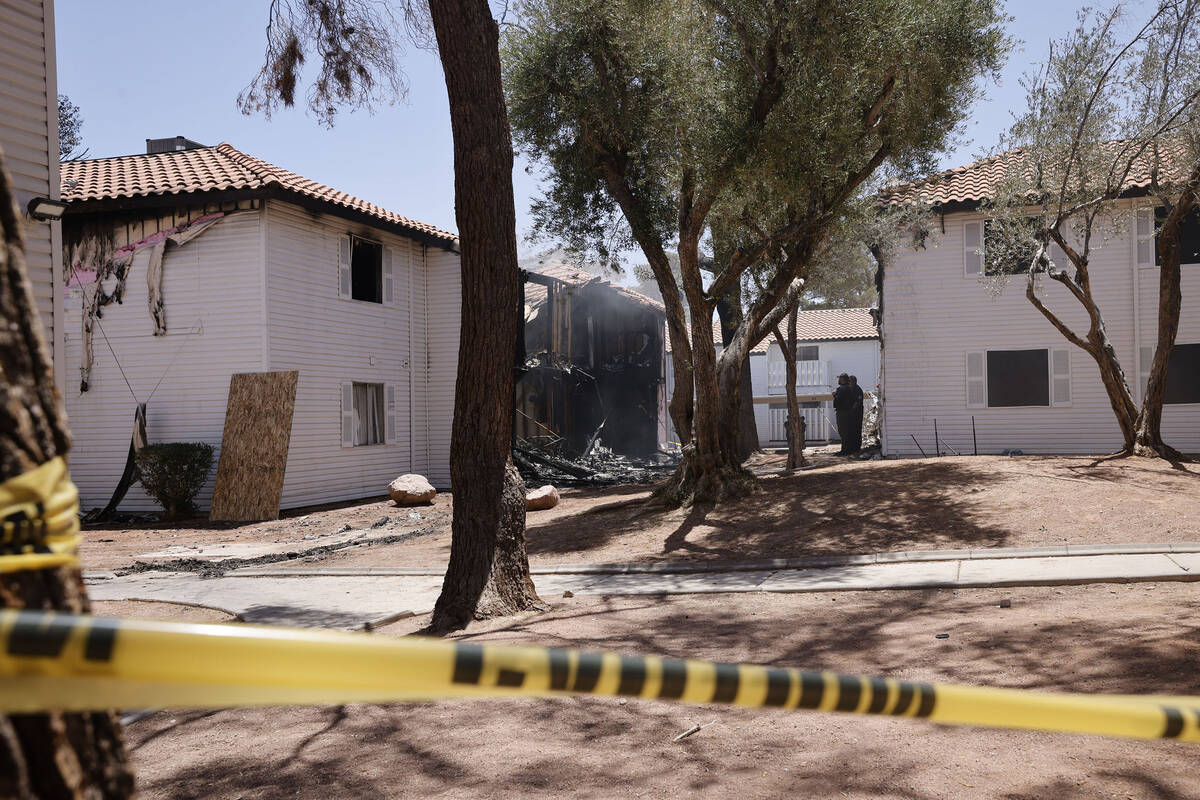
[{"x1": 514, "y1": 262, "x2": 677, "y2": 486}]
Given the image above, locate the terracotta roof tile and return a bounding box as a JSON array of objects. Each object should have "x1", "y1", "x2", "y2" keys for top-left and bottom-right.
[
  {"x1": 61, "y1": 143, "x2": 457, "y2": 245},
  {"x1": 666, "y1": 307, "x2": 877, "y2": 353},
  {"x1": 879, "y1": 141, "x2": 1189, "y2": 208}
]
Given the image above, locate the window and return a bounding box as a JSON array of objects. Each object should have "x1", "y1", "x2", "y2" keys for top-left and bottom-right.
[
  {"x1": 351, "y1": 237, "x2": 382, "y2": 303},
  {"x1": 796, "y1": 345, "x2": 819, "y2": 361},
  {"x1": 1165, "y1": 343, "x2": 1200, "y2": 404},
  {"x1": 1154, "y1": 207, "x2": 1200, "y2": 265},
  {"x1": 964, "y1": 219, "x2": 1063, "y2": 277},
  {"x1": 986, "y1": 349, "x2": 1048, "y2": 406},
  {"x1": 338, "y1": 234, "x2": 395, "y2": 305},
  {"x1": 341, "y1": 382, "x2": 396, "y2": 446},
  {"x1": 966, "y1": 348, "x2": 1071, "y2": 408}
]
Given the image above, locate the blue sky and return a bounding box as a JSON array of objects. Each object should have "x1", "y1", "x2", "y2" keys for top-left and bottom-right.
[{"x1": 57, "y1": 0, "x2": 1103, "y2": 268}]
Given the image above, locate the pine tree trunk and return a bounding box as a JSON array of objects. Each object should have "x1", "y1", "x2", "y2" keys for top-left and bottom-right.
[
  {"x1": 426, "y1": 0, "x2": 543, "y2": 632},
  {"x1": 0, "y1": 150, "x2": 134, "y2": 797}
]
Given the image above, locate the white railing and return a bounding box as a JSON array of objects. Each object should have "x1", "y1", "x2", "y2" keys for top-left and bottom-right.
[
  {"x1": 767, "y1": 359, "x2": 830, "y2": 394},
  {"x1": 767, "y1": 403, "x2": 832, "y2": 443}
]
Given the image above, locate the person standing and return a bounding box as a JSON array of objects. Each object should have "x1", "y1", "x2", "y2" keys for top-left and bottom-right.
[
  {"x1": 833, "y1": 373, "x2": 855, "y2": 455},
  {"x1": 849, "y1": 375, "x2": 865, "y2": 454}
]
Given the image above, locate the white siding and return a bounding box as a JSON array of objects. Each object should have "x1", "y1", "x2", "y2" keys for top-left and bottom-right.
[
  {"x1": 881, "y1": 202, "x2": 1200, "y2": 456},
  {"x1": 422, "y1": 245, "x2": 462, "y2": 488},
  {"x1": 0, "y1": 0, "x2": 59, "y2": 370},
  {"x1": 264, "y1": 200, "x2": 432, "y2": 507},
  {"x1": 64, "y1": 210, "x2": 267, "y2": 512}
]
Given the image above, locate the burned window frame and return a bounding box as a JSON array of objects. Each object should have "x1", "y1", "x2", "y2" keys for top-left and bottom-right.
[{"x1": 350, "y1": 235, "x2": 383, "y2": 304}]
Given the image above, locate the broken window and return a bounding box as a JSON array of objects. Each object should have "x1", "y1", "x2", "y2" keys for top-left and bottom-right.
[
  {"x1": 351, "y1": 236, "x2": 383, "y2": 303},
  {"x1": 1164, "y1": 343, "x2": 1200, "y2": 404},
  {"x1": 985, "y1": 349, "x2": 1050, "y2": 407},
  {"x1": 353, "y1": 382, "x2": 385, "y2": 445}
]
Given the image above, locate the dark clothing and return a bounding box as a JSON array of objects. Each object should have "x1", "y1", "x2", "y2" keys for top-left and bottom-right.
[
  {"x1": 832, "y1": 384, "x2": 856, "y2": 453},
  {"x1": 849, "y1": 385, "x2": 865, "y2": 454}
]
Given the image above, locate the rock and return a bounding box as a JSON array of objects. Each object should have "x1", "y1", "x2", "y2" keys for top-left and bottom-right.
[
  {"x1": 371, "y1": 516, "x2": 390, "y2": 528},
  {"x1": 562, "y1": 590, "x2": 574, "y2": 598},
  {"x1": 389, "y1": 474, "x2": 436, "y2": 505},
  {"x1": 526, "y1": 484, "x2": 560, "y2": 511}
]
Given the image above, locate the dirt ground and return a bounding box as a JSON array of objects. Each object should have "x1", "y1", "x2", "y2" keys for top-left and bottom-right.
[
  {"x1": 79, "y1": 453, "x2": 1200, "y2": 798},
  {"x1": 81, "y1": 452, "x2": 1200, "y2": 573},
  {"x1": 95, "y1": 581, "x2": 1200, "y2": 800}
]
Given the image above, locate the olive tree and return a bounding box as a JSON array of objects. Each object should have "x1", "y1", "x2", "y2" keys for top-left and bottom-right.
[
  {"x1": 984, "y1": 1, "x2": 1200, "y2": 459},
  {"x1": 505, "y1": 0, "x2": 1008, "y2": 503}
]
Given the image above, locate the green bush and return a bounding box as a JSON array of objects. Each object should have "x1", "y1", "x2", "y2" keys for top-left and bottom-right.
[{"x1": 135, "y1": 442, "x2": 214, "y2": 519}]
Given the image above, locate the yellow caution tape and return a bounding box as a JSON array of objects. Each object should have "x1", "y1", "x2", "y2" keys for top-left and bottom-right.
[
  {"x1": 0, "y1": 610, "x2": 1197, "y2": 742},
  {"x1": 0, "y1": 457, "x2": 80, "y2": 573}
]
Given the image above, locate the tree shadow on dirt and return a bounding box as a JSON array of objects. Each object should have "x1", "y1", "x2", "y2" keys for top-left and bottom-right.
[
  {"x1": 127, "y1": 586, "x2": 1200, "y2": 799},
  {"x1": 526, "y1": 461, "x2": 1014, "y2": 563}
]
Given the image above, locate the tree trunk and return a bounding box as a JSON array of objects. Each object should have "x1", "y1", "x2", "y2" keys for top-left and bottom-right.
[
  {"x1": 1132, "y1": 181, "x2": 1199, "y2": 460},
  {"x1": 0, "y1": 150, "x2": 134, "y2": 797},
  {"x1": 774, "y1": 305, "x2": 806, "y2": 470},
  {"x1": 659, "y1": 233, "x2": 747, "y2": 504},
  {"x1": 427, "y1": 0, "x2": 543, "y2": 632},
  {"x1": 716, "y1": 289, "x2": 758, "y2": 462},
  {"x1": 1091, "y1": 339, "x2": 1139, "y2": 452}
]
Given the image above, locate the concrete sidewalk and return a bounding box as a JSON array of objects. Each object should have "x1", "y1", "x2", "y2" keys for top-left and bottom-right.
[{"x1": 84, "y1": 543, "x2": 1200, "y2": 630}]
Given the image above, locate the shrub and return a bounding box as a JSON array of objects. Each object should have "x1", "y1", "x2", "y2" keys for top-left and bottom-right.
[{"x1": 135, "y1": 442, "x2": 214, "y2": 519}]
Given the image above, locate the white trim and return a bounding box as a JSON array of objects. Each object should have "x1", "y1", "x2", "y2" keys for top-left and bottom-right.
[
  {"x1": 45, "y1": 0, "x2": 64, "y2": 395},
  {"x1": 259, "y1": 203, "x2": 270, "y2": 370}
]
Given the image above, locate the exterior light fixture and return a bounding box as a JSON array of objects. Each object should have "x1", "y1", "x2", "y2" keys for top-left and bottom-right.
[{"x1": 26, "y1": 197, "x2": 68, "y2": 221}]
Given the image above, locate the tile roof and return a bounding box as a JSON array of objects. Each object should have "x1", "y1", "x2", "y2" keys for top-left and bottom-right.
[
  {"x1": 666, "y1": 307, "x2": 877, "y2": 353},
  {"x1": 60, "y1": 143, "x2": 458, "y2": 246},
  {"x1": 523, "y1": 260, "x2": 666, "y2": 313},
  {"x1": 879, "y1": 141, "x2": 1188, "y2": 209}
]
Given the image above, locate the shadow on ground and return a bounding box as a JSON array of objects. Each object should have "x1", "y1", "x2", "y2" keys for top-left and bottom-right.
[
  {"x1": 128, "y1": 584, "x2": 1200, "y2": 800},
  {"x1": 526, "y1": 461, "x2": 1014, "y2": 563}
]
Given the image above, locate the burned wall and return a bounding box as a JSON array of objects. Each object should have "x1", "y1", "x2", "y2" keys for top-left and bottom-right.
[{"x1": 519, "y1": 280, "x2": 664, "y2": 459}]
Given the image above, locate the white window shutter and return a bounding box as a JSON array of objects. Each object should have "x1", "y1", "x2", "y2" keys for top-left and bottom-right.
[
  {"x1": 963, "y1": 221, "x2": 983, "y2": 276},
  {"x1": 382, "y1": 246, "x2": 395, "y2": 307},
  {"x1": 1136, "y1": 208, "x2": 1155, "y2": 266},
  {"x1": 339, "y1": 235, "x2": 353, "y2": 298},
  {"x1": 385, "y1": 383, "x2": 397, "y2": 444},
  {"x1": 966, "y1": 351, "x2": 986, "y2": 408},
  {"x1": 1051, "y1": 348, "x2": 1071, "y2": 406},
  {"x1": 341, "y1": 383, "x2": 356, "y2": 447}
]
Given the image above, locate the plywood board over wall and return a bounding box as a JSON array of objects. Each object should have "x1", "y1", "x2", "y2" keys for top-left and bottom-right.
[{"x1": 209, "y1": 371, "x2": 299, "y2": 521}]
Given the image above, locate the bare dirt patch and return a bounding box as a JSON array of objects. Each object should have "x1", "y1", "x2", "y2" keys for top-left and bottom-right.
[
  {"x1": 277, "y1": 453, "x2": 1200, "y2": 572},
  {"x1": 80, "y1": 454, "x2": 1200, "y2": 575},
  {"x1": 116, "y1": 582, "x2": 1200, "y2": 799}
]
